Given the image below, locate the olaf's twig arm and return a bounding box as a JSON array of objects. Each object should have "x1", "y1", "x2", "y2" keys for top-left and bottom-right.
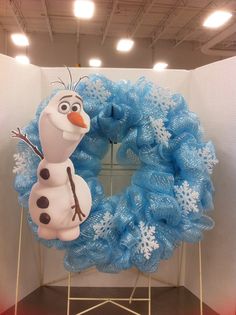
[
  {"x1": 11, "y1": 127, "x2": 44, "y2": 160},
  {"x1": 67, "y1": 167, "x2": 86, "y2": 221}
]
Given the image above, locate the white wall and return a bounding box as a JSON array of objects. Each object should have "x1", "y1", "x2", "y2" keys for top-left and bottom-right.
[
  {"x1": 1, "y1": 32, "x2": 221, "y2": 69},
  {"x1": 0, "y1": 54, "x2": 43, "y2": 313},
  {"x1": 185, "y1": 57, "x2": 236, "y2": 315},
  {"x1": 0, "y1": 61, "x2": 189, "y2": 311}
]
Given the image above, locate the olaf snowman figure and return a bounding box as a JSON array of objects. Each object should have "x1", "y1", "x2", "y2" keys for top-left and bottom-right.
[{"x1": 12, "y1": 72, "x2": 92, "y2": 241}]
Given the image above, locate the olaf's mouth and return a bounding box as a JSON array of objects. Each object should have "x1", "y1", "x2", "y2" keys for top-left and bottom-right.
[
  {"x1": 47, "y1": 113, "x2": 82, "y2": 142},
  {"x1": 63, "y1": 131, "x2": 83, "y2": 141}
]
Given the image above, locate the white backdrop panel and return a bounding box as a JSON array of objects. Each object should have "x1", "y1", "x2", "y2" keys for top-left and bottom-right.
[
  {"x1": 1, "y1": 55, "x2": 235, "y2": 315},
  {"x1": 0, "y1": 54, "x2": 43, "y2": 312},
  {"x1": 185, "y1": 57, "x2": 236, "y2": 315}
]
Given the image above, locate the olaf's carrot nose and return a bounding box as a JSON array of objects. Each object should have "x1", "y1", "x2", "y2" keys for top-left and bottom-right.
[{"x1": 67, "y1": 112, "x2": 87, "y2": 128}]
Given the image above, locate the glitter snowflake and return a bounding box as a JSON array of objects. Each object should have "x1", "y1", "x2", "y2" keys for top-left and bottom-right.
[
  {"x1": 13, "y1": 153, "x2": 28, "y2": 174},
  {"x1": 197, "y1": 146, "x2": 218, "y2": 174},
  {"x1": 137, "y1": 221, "x2": 159, "y2": 260},
  {"x1": 150, "y1": 117, "x2": 171, "y2": 146},
  {"x1": 93, "y1": 211, "x2": 114, "y2": 240},
  {"x1": 84, "y1": 80, "x2": 111, "y2": 103},
  {"x1": 174, "y1": 181, "x2": 199, "y2": 213},
  {"x1": 147, "y1": 87, "x2": 176, "y2": 117}
]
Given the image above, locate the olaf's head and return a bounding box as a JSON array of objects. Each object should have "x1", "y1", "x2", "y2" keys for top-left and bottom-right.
[
  {"x1": 41, "y1": 90, "x2": 90, "y2": 142},
  {"x1": 39, "y1": 69, "x2": 91, "y2": 162}
]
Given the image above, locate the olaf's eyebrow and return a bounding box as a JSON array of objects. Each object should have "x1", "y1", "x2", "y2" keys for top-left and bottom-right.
[
  {"x1": 59, "y1": 95, "x2": 73, "y2": 101},
  {"x1": 75, "y1": 95, "x2": 83, "y2": 101}
]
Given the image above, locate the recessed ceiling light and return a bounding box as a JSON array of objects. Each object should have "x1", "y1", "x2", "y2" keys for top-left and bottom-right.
[
  {"x1": 116, "y1": 39, "x2": 134, "y2": 52},
  {"x1": 11, "y1": 33, "x2": 29, "y2": 46},
  {"x1": 203, "y1": 10, "x2": 232, "y2": 28},
  {"x1": 89, "y1": 58, "x2": 102, "y2": 67},
  {"x1": 74, "y1": 0, "x2": 95, "y2": 19},
  {"x1": 15, "y1": 55, "x2": 30, "y2": 64},
  {"x1": 153, "y1": 62, "x2": 168, "y2": 71}
]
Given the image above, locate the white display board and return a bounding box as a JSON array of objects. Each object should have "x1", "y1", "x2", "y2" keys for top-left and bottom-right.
[
  {"x1": 186, "y1": 58, "x2": 236, "y2": 315},
  {"x1": 0, "y1": 53, "x2": 236, "y2": 315},
  {"x1": 0, "y1": 55, "x2": 42, "y2": 314}
]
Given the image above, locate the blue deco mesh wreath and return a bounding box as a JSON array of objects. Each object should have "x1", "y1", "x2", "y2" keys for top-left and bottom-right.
[{"x1": 13, "y1": 74, "x2": 218, "y2": 273}]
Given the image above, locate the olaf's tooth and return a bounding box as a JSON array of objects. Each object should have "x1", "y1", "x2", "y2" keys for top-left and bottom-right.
[{"x1": 63, "y1": 131, "x2": 82, "y2": 141}]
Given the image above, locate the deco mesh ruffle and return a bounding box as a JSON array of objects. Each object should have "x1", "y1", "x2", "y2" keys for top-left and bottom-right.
[{"x1": 13, "y1": 75, "x2": 218, "y2": 273}]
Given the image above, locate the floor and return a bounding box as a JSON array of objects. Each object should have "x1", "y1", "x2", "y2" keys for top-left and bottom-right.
[{"x1": 2, "y1": 286, "x2": 218, "y2": 315}]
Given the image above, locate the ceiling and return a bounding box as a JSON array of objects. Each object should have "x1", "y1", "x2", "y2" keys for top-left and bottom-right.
[{"x1": 0, "y1": 0, "x2": 236, "y2": 50}]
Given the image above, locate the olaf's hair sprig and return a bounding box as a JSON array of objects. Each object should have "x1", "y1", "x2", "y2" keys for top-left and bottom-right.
[{"x1": 51, "y1": 66, "x2": 88, "y2": 91}]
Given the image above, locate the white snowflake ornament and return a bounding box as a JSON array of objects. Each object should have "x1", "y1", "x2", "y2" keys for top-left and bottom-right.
[
  {"x1": 93, "y1": 211, "x2": 114, "y2": 240},
  {"x1": 13, "y1": 152, "x2": 27, "y2": 174},
  {"x1": 147, "y1": 87, "x2": 176, "y2": 117},
  {"x1": 174, "y1": 181, "x2": 199, "y2": 214},
  {"x1": 197, "y1": 146, "x2": 218, "y2": 174},
  {"x1": 150, "y1": 117, "x2": 171, "y2": 146},
  {"x1": 137, "y1": 221, "x2": 159, "y2": 260},
  {"x1": 84, "y1": 80, "x2": 111, "y2": 103}
]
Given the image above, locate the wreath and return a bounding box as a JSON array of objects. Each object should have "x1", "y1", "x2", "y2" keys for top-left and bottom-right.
[{"x1": 13, "y1": 74, "x2": 217, "y2": 273}]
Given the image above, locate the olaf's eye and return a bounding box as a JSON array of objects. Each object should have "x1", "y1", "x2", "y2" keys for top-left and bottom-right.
[
  {"x1": 58, "y1": 102, "x2": 70, "y2": 114},
  {"x1": 71, "y1": 103, "x2": 81, "y2": 112}
]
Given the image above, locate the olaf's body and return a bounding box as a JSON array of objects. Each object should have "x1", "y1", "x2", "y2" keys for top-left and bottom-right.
[{"x1": 29, "y1": 90, "x2": 92, "y2": 241}]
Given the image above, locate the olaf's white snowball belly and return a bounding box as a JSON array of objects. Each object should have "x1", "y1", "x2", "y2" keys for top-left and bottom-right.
[
  {"x1": 29, "y1": 175, "x2": 92, "y2": 238},
  {"x1": 37, "y1": 159, "x2": 75, "y2": 187}
]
